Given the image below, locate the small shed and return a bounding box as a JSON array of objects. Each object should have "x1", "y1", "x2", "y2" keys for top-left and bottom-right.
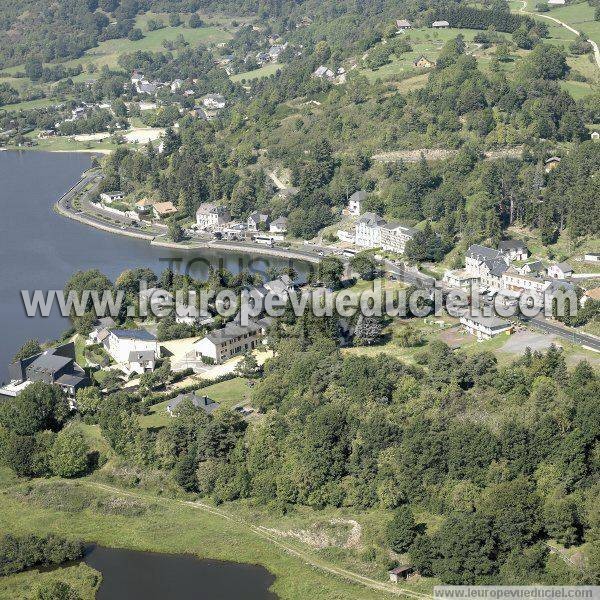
[{"x1": 389, "y1": 565, "x2": 414, "y2": 582}]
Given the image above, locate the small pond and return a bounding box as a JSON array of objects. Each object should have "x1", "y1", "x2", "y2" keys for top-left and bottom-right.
[{"x1": 84, "y1": 545, "x2": 277, "y2": 600}]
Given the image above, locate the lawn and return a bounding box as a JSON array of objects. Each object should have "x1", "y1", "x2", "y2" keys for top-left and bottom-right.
[
  {"x1": 231, "y1": 62, "x2": 283, "y2": 82},
  {"x1": 139, "y1": 376, "x2": 252, "y2": 429},
  {"x1": 0, "y1": 478, "x2": 399, "y2": 600},
  {"x1": 0, "y1": 563, "x2": 100, "y2": 600}
]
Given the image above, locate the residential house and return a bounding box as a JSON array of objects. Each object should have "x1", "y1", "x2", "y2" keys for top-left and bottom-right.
[
  {"x1": 255, "y1": 51, "x2": 270, "y2": 65},
  {"x1": 313, "y1": 66, "x2": 335, "y2": 81},
  {"x1": 584, "y1": 253, "x2": 600, "y2": 263},
  {"x1": 269, "y1": 216, "x2": 288, "y2": 234},
  {"x1": 517, "y1": 260, "x2": 545, "y2": 276},
  {"x1": 460, "y1": 314, "x2": 513, "y2": 340},
  {"x1": 380, "y1": 222, "x2": 417, "y2": 254},
  {"x1": 128, "y1": 350, "x2": 156, "y2": 374},
  {"x1": 103, "y1": 329, "x2": 159, "y2": 364},
  {"x1": 88, "y1": 316, "x2": 116, "y2": 344},
  {"x1": 263, "y1": 274, "x2": 294, "y2": 298},
  {"x1": 135, "y1": 197, "x2": 154, "y2": 217},
  {"x1": 202, "y1": 94, "x2": 226, "y2": 110},
  {"x1": 432, "y1": 20, "x2": 450, "y2": 28},
  {"x1": 7, "y1": 343, "x2": 88, "y2": 397},
  {"x1": 170, "y1": 79, "x2": 183, "y2": 92},
  {"x1": 268, "y1": 44, "x2": 286, "y2": 61},
  {"x1": 442, "y1": 269, "x2": 476, "y2": 290},
  {"x1": 498, "y1": 239, "x2": 529, "y2": 261},
  {"x1": 190, "y1": 106, "x2": 208, "y2": 120},
  {"x1": 355, "y1": 212, "x2": 386, "y2": 248},
  {"x1": 196, "y1": 203, "x2": 231, "y2": 230},
  {"x1": 396, "y1": 19, "x2": 412, "y2": 31},
  {"x1": 193, "y1": 319, "x2": 269, "y2": 364},
  {"x1": 166, "y1": 393, "x2": 219, "y2": 416},
  {"x1": 544, "y1": 156, "x2": 561, "y2": 173},
  {"x1": 548, "y1": 0, "x2": 566, "y2": 4},
  {"x1": 347, "y1": 190, "x2": 367, "y2": 216},
  {"x1": 414, "y1": 56, "x2": 435, "y2": 68},
  {"x1": 137, "y1": 81, "x2": 160, "y2": 95},
  {"x1": 99, "y1": 191, "x2": 125, "y2": 204},
  {"x1": 152, "y1": 201, "x2": 178, "y2": 220},
  {"x1": 247, "y1": 212, "x2": 271, "y2": 232},
  {"x1": 582, "y1": 287, "x2": 600, "y2": 306},
  {"x1": 592, "y1": 131, "x2": 599, "y2": 141},
  {"x1": 548, "y1": 262, "x2": 573, "y2": 279}
]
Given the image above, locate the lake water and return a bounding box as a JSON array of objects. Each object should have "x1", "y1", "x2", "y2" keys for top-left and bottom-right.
[
  {"x1": 84, "y1": 545, "x2": 277, "y2": 600},
  {"x1": 0, "y1": 151, "x2": 305, "y2": 380}
]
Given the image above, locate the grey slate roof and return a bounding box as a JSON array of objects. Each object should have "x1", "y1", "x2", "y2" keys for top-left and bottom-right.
[
  {"x1": 555, "y1": 261, "x2": 573, "y2": 272},
  {"x1": 466, "y1": 244, "x2": 501, "y2": 261},
  {"x1": 128, "y1": 350, "x2": 155, "y2": 363},
  {"x1": 462, "y1": 314, "x2": 511, "y2": 329},
  {"x1": 357, "y1": 212, "x2": 386, "y2": 226},
  {"x1": 485, "y1": 258, "x2": 509, "y2": 278},
  {"x1": 167, "y1": 393, "x2": 219, "y2": 414},
  {"x1": 110, "y1": 329, "x2": 156, "y2": 341},
  {"x1": 349, "y1": 190, "x2": 368, "y2": 203},
  {"x1": 498, "y1": 240, "x2": 528, "y2": 252}
]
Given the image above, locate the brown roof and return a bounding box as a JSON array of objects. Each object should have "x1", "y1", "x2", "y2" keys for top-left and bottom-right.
[
  {"x1": 389, "y1": 565, "x2": 413, "y2": 575},
  {"x1": 153, "y1": 201, "x2": 177, "y2": 216},
  {"x1": 585, "y1": 287, "x2": 600, "y2": 300}
]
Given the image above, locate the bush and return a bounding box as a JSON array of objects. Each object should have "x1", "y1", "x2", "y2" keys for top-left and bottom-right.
[
  {"x1": 50, "y1": 429, "x2": 90, "y2": 478},
  {"x1": 0, "y1": 533, "x2": 84, "y2": 576}
]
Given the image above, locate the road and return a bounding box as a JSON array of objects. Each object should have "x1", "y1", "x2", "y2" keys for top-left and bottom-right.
[
  {"x1": 520, "y1": 0, "x2": 600, "y2": 71},
  {"x1": 521, "y1": 314, "x2": 600, "y2": 351}
]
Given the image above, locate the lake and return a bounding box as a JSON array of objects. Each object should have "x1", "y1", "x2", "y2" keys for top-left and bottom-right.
[
  {"x1": 84, "y1": 545, "x2": 277, "y2": 600},
  {"x1": 0, "y1": 151, "x2": 305, "y2": 380}
]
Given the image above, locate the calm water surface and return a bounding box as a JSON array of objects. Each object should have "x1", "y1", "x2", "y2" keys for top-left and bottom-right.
[
  {"x1": 84, "y1": 546, "x2": 277, "y2": 600},
  {"x1": 0, "y1": 151, "x2": 304, "y2": 380}
]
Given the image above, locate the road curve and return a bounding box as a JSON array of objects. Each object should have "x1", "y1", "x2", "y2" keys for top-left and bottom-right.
[{"x1": 519, "y1": 0, "x2": 600, "y2": 71}]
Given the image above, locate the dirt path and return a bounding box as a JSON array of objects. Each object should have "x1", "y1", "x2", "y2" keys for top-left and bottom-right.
[
  {"x1": 81, "y1": 480, "x2": 432, "y2": 600},
  {"x1": 267, "y1": 170, "x2": 287, "y2": 190},
  {"x1": 519, "y1": 0, "x2": 600, "y2": 72}
]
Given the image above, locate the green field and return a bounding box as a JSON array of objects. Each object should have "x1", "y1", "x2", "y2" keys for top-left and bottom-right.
[
  {"x1": 139, "y1": 377, "x2": 252, "y2": 429},
  {"x1": 0, "y1": 478, "x2": 404, "y2": 600},
  {"x1": 231, "y1": 62, "x2": 283, "y2": 82}
]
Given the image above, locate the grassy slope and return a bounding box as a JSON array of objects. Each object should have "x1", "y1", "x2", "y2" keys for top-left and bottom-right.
[
  {"x1": 231, "y1": 62, "x2": 283, "y2": 82},
  {"x1": 0, "y1": 564, "x2": 100, "y2": 600},
  {"x1": 0, "y1": 479, "x2": 402, "y2": 600},
  {"x1": 139, "y1": 377, "x2": 252, "y2": 429}
]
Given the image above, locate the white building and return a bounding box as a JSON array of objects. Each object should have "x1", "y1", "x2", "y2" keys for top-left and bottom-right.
[
  {"x1": 355, "y1": 212, "x2": 386, "y2": 248},
  {"x1": 100, "y1": 191, "x2": 125, "y2": 204},
  {"x1": 501, "y1": 269, "x2": 549, "y2": 300},
  {"x1": 380, "y1": 222, "x2": 417, "y2": 255},
  {"x1": 443, "y1": 269, "x2": 476, "y2": 290},
  {"x1": 584, "y1": 253, "x2": 600, "y2": 263},
  {"x1": 313, "y1": 66, "x2": 335, "y2": 81},
  {"x1": 347, "y1": 190, "x2": 367, "y2": 216},
  {"x1": 460, "y1": 314, "x2": 512, "y2": 340},
  {"x1": 432, "y1": 20, "x2": 450, "y2": 28},
  {"x1": 127, "y1": 350, "x2": 156, "y2": 374},
  {"x1": 269, "y1": 216, "x2": 288, "y2": 234},
  {"x1": 465, "y1": 245, "x2": 509, "y2": 289},
  {"x1": 202, "y1": 94, "x2": 226, "y2": 110},
  {"x1": 498, "y1": 240, "x2": 529, "y2": 261},
  {"x1": 247, "y1": 212, "x2": 270, "y2": 232},
  {"x1": 517, "y1": 261, "x2": 545, "y2": 277},
  {"x1": 193, "y1": 320, "x2": 268, "y2": 364},
  {"x1": 592, "y1": 132, "x2": 599, "y2": 141},
  {"x1": 196, "y1": 203, "x2": 231, "y2": 230},
  {"x1": 548, "y1": 262, "x2": 573, "y2": 279},
  {"x1": 103, "y1": 329, "x2": 159, "y2": 364}
]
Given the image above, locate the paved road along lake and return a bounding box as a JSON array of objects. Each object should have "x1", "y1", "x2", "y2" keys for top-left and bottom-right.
[{"x1": 0, "y1": 151, "x2": 306, "y2": 380}]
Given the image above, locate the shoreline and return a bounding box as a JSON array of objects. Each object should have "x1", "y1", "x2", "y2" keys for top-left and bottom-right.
[{"x1": 54, "y1": 173, "x2": 322, "y2": 264}]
